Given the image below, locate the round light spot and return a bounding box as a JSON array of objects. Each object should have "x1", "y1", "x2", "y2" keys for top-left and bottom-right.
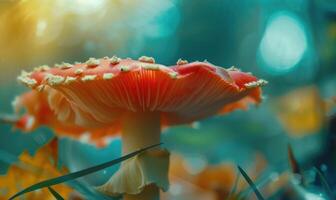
[{"x1": 258, "y1": 11, "x2": 308, "y2": 74}]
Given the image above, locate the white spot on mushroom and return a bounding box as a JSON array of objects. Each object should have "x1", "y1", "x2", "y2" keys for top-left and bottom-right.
[
  {"x1": 45, "y1": 74, "x2": 65, "y2": 86},
  {"x1": 19, "y1": 70, "x2": 32, "y2": 77},
  {"x1": 75, "y1": 68, "x2": 84, "y2": 75},
  {"x1": 176, "y1": 59, "x2": 188, "y2": 65},
  {"x1": 81, "y1": 75, "x2": 97, "y2": 82},
  {"x1": 169, "y1": 72, "x2": 178, "y2": 79},
  {"x1": 64, "y1": 76, "x2": 77, "y2": 84},
  {"x1": 60, "y1": 62, "x2": 73, "y2": 69},
  {"x1": 244, "y1": 79, "x2": 268, "y2": 89},
  {"x1": 103, "y1": 73, "x2": 114, "y2": 80},
  {"x1": 109, "y1": 56, "x2": 121, "y2": 65},
  {"x1": 142, "y1": 64, "x2": 160, "y2": 70},
  {"x1": 120, "y1": 65, "x2": 129, "y2": 72},
  {"x1": 138, "y1": 56, "x2": 155, "y2": 63},
  {"x1": 227, "y1": 66, "x2": 240, "y2": 71},
  {"x1": 17, "y1": 71, "x2": 37, "y2": 88},
  {"x1": 34, "y1": 65, "x2": 50, "y2": 72},
  {"x1": 85, "y1": 57, "x2": 100, "y2": 68}
]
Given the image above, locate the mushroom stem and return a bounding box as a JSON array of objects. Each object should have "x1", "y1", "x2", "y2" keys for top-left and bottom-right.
[
  {"x1": 122, "y1": 111, "x2": 163, "y2": 200},
  {"x1": 121, "y1": 111, "x2": 161, "y2": 154}
]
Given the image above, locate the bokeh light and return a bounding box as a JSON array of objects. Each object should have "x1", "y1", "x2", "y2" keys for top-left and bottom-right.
[{"x1": 258, "y1": 11, "x2": 308, "y2": 75}]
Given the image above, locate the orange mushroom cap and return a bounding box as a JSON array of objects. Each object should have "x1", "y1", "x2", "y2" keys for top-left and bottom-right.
[{"x1": 16, "y1": 56, "x2": 266, "y2": 139}]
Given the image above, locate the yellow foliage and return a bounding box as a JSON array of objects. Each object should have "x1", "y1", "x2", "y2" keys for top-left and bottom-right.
[
  {"x1": 274, "y1": 86, "x2": 328, "y2": 136},
  {"x1": 0, "y1": 140, "x2": 73, "y2": 200}
]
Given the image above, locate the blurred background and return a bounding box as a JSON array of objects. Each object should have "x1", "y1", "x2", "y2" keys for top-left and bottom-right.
[{"x1": 0, "y1": 0, "x2": 335, "y2": 199}]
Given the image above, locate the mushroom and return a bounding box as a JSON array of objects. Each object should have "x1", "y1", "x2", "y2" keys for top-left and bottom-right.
[{"x1": 16, "y1": 56, "x2": 266, "y2": 200}]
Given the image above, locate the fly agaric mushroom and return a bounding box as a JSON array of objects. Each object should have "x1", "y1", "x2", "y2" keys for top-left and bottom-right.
[{"x1": 16, "y1": 56, "x2": 266, "y2": 200}]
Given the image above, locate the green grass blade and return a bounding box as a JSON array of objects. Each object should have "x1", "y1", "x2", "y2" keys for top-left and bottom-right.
[
  {"x1": 313, "y1": 167, "x2": 334, "y2": 200},
  {"x1": 288, "y1": 144, "x2": 301, "y2": 175},
  {"x1": 9, "y1": 143, "x2": 162, "y2": 200},
  {"x1": 237, "y1": 165, "x2": 265, "y2": 200},
  {"x1": 48, "y1": 187, "x2": 64, "y2": 200}
]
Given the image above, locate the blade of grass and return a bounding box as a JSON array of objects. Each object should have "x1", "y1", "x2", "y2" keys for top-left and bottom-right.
[
  {"x1": 313, "y1": 167, "x2": 334, "y2": 200},
  {"x1": 237, "y1": 165, "x2": 265, "y2": 200},
  {"x1": 238, "y1": 168, "x2": 273, "y2": 199},
  {"x1": 48, "y1": 187, "x2": 64, "y2": 200},
  {"x1": 288, "y1": 144, "x2": 301, "y2": 175},
  {"x1": 9, "y1": 143, "x2": 162, "y2": 200}
]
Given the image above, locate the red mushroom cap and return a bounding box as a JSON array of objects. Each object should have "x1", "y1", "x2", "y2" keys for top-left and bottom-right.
[{"x1": 17, "y1": 56, "x2": 266, "y2": 138}]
